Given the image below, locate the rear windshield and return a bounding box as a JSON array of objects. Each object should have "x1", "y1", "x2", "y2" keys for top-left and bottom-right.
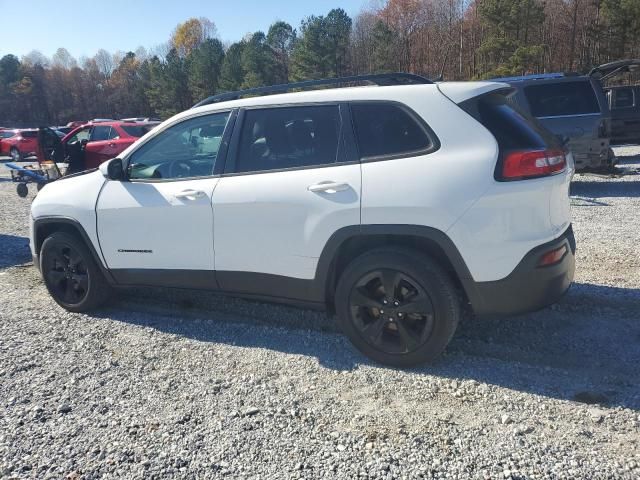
[
  {"x1": 524, "y1": 81, "x2": 600, "y2": 117},
  {"x1": 460, "y1": 92, "x2": 558, "y2": 151},
  {"x1": 121, "y1": 125, "x2": 155, "y2": 137}
]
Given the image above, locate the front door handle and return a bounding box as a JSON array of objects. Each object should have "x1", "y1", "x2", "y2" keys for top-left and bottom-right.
[
  {"x1": 175, "y1": 189, "x2": 206, "y2": 200},
  {"x1": 307, "y1": 181, "x2": 350, "y2": 193}
]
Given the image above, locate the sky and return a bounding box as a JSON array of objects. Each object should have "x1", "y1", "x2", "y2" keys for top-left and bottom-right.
[{"x1": 0, "y1": 0, "x2": 369, "y2": 61}]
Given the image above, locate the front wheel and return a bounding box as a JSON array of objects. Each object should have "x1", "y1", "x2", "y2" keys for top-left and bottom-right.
[
  {"x1": 40, "y1": 232, "x2": 111, "y2": 312},
  {"x1": 335, "y1": 248, "x2": 461, "y2": 367}
]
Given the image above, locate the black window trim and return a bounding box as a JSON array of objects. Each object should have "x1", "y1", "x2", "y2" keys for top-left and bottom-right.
[
  {"x1": 123, "y1": 109, "x2": 237, "y2": 183},
  {"x1": 347, "y1": 100, "x2": 441, "y2": 163},
  {"x1": 222, "y1": 102, "x2": 356, "y2": 177}
]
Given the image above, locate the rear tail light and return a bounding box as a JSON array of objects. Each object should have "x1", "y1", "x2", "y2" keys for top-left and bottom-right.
[
  {"x1": 500, "y1": 149, "x2": 566, "y2": 181},
  {"x1": 537, "y1": 244, "x2": 568, "y2": 267}
]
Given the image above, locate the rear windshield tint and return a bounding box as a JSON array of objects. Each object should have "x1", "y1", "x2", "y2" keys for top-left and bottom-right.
[
  {"x1": 524, "y1": 81, "x2": 600, "y2": 117},
  {"x1": 350, "y1": 103, "x2": 433, "y2": 159},
  {"x1": 121, "y1": 125, "x2": 154, "y2": 137},
  {"x1": 461, "y1": 92, "x2": 558, "y2": 150}
]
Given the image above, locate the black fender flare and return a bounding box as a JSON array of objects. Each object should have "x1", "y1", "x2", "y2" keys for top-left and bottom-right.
[
  {"x1": 32, "y1": 216, "x2": 115, "y2": 284},
  {"x1": 314, "y1": 224, "x2": 479, "y2": 307}
]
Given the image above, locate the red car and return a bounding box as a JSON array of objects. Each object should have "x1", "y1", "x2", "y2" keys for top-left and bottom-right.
[
  {"x1": 56, "y1": 121, "x2": 159, "y2": 171},
  {"x1": 1, "y1": 129, "x2": 40, "y2": 161}
]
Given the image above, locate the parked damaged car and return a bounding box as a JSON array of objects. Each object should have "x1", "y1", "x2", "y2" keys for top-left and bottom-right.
[
  {"x1": 594, "y1": 59, "x2": 640, "y2": 145},
  {"x1": 42, "y1": 121, "x2": 159, "y2": 172},
  {"x1": 494, "y1": 71, "x2": 612, "y2": 171}
]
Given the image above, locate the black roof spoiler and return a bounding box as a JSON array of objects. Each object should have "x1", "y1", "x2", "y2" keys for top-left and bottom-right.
[
  {"x1": 589, "y1": 59, "x2": 640, "y2": 81},
  {"x1": 192, "y1": 73, "x2": 432, "y2": 108}
]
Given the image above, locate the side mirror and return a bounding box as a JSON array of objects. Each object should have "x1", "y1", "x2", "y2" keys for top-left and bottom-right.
[{"x1": 100, "y1": 158, "x2": 124, "y2": 180}]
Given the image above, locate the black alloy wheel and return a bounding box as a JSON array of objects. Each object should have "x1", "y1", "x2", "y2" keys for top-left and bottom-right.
[
  {"x1": 349, "y1": 269, "x2": 435, "y2": 355},
  {"x1": 43, "y1": 243, "x2": 90, "y2": 305},
  {"x1": 335, "y1": 248, "x2": 461, "y2": 367},
  {"x1": 40, "y1": 232, "x2": 111, "y2": 311}
]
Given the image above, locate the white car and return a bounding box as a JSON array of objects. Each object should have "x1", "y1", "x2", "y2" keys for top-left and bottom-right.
[{"x1": 29, "y1": 74, "x2": 576, "y2": 367}]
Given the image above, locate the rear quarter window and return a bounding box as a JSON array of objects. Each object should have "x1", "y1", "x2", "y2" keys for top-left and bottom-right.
[
  {"x1": 350, "y1": 103, "x2": 435, "y2": 160},
  {"x1": 460, "y1": 92, "x2": 558, "y2": 150},
  {"x1": 524, "y1": 81, "x2": 600, "y2": 117}
]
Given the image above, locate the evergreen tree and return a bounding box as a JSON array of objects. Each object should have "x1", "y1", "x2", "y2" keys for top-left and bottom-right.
[
  {"x1": 267, "y1": 21, "x2": 296, "y2": 83},
  {"x1": 241, "y1": 32, "x2": 277, "y2": 88},
  {"x1": 219, "y1": 42, "x2": 246, "y2": 91},
  {"x1": 291, "y1": 9, "x2": 352, "y2": 80},
  {"x1": 478, "y1": 0, "x2": 546, "y2": 77},
  {"x1": 187, "y1": 38, "x2": 225, "y2": 102}
]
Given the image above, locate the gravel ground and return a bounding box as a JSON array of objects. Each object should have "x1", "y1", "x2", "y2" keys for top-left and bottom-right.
[{"x1": 0, "y1": 149, "x2": 639, "y2": 479}]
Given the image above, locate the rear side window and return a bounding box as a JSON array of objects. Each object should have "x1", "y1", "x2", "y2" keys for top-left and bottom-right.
[
  {"x1": 612, "y1": 88, "x2": 635, "y2": 108},
  {"x1": 234, "y1": 105, "x2": 340, "y2": 173},
  {"x1": 20, "y1": 131, "x2": 38, "y2": 138},
  {"x1": 350, "y1": 103, "x2": 432, "y2": 159},
  {"x1": 461, "y1": 93, "x2": 557, "y2": 150},
  {"x1": 524, "y1": 81, "x2": 600, "y2": 117}
]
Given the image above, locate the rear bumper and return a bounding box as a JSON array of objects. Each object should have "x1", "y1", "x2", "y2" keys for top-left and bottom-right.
[{"x1": 467, "y1": 226, "x2": 576, "y2": 317}]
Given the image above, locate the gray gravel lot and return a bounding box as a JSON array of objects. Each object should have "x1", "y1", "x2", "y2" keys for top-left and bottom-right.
[{"x1": 0, "y1": 149, "x2": 639, "y2": 479}]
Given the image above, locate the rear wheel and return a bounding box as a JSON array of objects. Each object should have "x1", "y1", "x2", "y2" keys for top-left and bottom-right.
[
  {"x1": 10, "y1": 147, "x2": 21, "y2": 162},
  {"x1": 335, "y1": 248, "x2": 461, "y2": 367},
  {"x1": 40, "y1": 232, "x2": 111, "y2": 312}
]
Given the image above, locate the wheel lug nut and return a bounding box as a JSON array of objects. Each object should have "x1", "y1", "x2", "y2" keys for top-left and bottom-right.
[
  {"x1": 394, "y1": 301, "x2": 399, "y2": 306},
  {"x1": 382, "y1": 300, "x2": 388, "y2": 305},
  {"x1": 380, "y1": 310, "x2": 384, "y2": 314}
]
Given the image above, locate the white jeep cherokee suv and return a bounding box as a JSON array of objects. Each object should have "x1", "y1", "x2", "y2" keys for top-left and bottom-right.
[{"x1": 29, "y1": 74, "x2": 576, "y2": 367}]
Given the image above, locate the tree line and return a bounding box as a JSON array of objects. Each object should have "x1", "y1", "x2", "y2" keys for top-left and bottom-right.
[{"x1": 1, "y1": 0, "x2": 639, "y2": 126}]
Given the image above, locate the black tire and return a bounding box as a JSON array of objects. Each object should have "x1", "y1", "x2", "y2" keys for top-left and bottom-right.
[
  {"x1": 10, "y1": 147, "x2": 21, "y2": 162},
  {"x1": 335, "y1": 248, "x2": 461, "y2": 367},
  {"x1": 40, "y1": 232, "x2": 111, "y2": 312}
]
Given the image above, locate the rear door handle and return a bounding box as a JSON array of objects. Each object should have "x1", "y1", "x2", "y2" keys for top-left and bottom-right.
[
  {"x1": 307, "y1": 181, "x2": 350, "y2": 193},
  {"x1": 175, "y1": 189, "x2": 206, "y2": 200}
]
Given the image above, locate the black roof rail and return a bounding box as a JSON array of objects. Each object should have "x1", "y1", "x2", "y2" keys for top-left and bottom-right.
[{"x1": 192, "y1": 72, "x2": 432, "y2": 108}]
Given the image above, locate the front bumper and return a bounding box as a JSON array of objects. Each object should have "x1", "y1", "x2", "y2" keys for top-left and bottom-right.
[{"x1": 468, "y1": 226, "x2": 576, "y2": 316}]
